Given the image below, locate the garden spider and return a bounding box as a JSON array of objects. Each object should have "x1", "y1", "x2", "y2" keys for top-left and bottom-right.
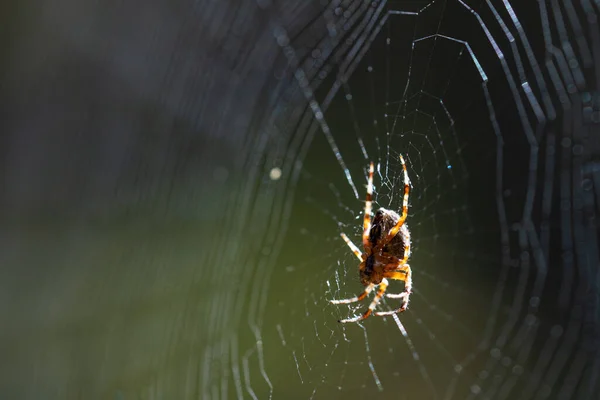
[{"x1": 330, "y1": 155, "x2": 412, "y2": 324}]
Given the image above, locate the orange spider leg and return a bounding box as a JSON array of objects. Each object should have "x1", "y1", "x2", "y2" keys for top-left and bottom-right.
[
  {"x1": 330, "y1": 283, "x2": 375, "y2": 305},
  {"x1": 383, "y1": 264, "x2": 412, "y2": 294},
  {"x1": 399, "y1": 237, "x2": 411, "y2": 265},
  {"x1": 375, "y1": 264, "x2": 412, "y2": 316},
  {"x1": 340, "y1": 233, "x2": 363, "y2": 261},
  {"x1": 362, "y1": 162, "x2": 375, "y2": 249},
  {"x1": 337, "y1": 279, "x2": 389, "y2": 324},
  {"x1": 379, "y1": 155, "x2": 410, "y2": 248}
]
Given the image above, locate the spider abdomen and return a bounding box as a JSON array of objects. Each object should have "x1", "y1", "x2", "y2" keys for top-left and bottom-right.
[{"x1": 369, "y1": 208, "x2": 411, "y2": 259}]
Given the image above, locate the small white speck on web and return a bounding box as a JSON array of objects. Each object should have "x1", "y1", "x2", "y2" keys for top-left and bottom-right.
[{"x1": 269, "y1": 167, "x2": 282, "y2": 180}]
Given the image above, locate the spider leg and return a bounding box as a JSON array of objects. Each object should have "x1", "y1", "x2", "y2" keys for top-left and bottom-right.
[
  {"x1": 385, "y1": 292, "x2": 409, "y2": 299},
  {"x1": 330, "y1": 283, "x2": 375, "y2": 305},
  {"x1": 376, "y1": 264, "x2": 412, "y2": 315},
  {"x1": 384, "y1": 264, "x2": 412, "y2": 293},
  {"x1": 398, "y1": 236, "x2": 411, "y2": 265},
  {"x1": 374, "y1": 307, "x2": 407, "y2": 317},
  {"x1": 340, "y1": 232, "x2": 363, "y2": 261},
  {"x1": 379, "y1": 155, "x2": 410, "y2": 248},
  {"x1": 338, "y1": 279, "x2": 389, "y2": 324},
  {"x1": 362, "y1": 162, "x2": 375, "y2": 249}
]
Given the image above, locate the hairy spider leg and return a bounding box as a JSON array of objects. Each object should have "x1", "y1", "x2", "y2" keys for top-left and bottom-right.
[
  {"x1": 375, "y1": 264, "x2": 412, "y2": 316},
  {"x1": 383, "y1": 263, "x2": 412, "y2": 294},
  {"x1": 398, "y1": 234, "x2": 411, "y2": 265},
  {"x1": 384, "y1": 292, "x2": 409, "y2": 300},
  {"x1": 330, "y1": 283, "x2": 375, "y2": 305},
  {"x1": 340, "y1": 232, "x2": 363, "y2": 261},
  {"x1": 362, "y1": 162, "x2": 375, "y2": 249},
  {"x1": 378, "y1": 155, "x2": 410, "y2": 249},
  {"x1": 338, "y1": 278, "x2": 389, "y2": 323}
]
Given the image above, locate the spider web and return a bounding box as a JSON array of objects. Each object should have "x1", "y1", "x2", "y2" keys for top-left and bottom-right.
[
  {"x1": 2, "y1": 0, "x2": 600, "y2": 399},
  {"x1": 239, "y1": 0, "x2": 600, "y2": 399}
]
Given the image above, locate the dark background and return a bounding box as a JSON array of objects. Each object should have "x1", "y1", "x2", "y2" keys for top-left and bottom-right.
[{"x1": 1, "y1": 0, "x2": 599, "y2": 399}]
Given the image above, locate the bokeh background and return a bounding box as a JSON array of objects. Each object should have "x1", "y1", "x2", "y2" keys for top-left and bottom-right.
[{"x1": 1, "y1": 0, "x2": 599, "y2": 399}]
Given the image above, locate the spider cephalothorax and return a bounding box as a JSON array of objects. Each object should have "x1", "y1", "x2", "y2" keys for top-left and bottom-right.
[{"x1": 330, "y1": 156, "x2": 413, "y2": 324}]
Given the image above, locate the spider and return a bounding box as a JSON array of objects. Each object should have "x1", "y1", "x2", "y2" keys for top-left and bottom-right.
[{"x1": 330, "y1": 155, "x2": 412, "y2": 324}]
